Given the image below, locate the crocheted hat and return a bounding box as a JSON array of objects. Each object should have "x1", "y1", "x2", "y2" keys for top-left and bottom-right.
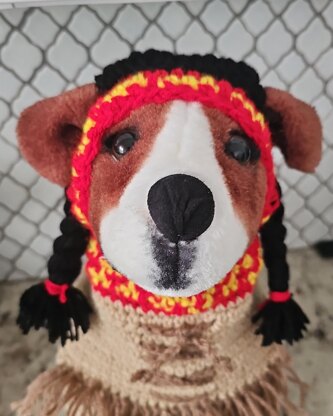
[{"x1": 16, "y1": 51, "x2": 322, "y2": 346}]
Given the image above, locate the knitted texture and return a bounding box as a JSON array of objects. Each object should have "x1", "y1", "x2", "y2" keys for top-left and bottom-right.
[
  {"x1": 13, "y1": 292, "x2": 307, "y2": 416},
  {"x1": 13, "y1": 362, "x2": 307, "y2": 416},
  {"x1": 95, "y1": 50, "x2": 266, "y2": 112},
  {"x1": 58, "y1": 293, "x2": 273, "y2": 401},
  {"x1": 67, "y1": 69, "x2": 280, "y2": 315}
]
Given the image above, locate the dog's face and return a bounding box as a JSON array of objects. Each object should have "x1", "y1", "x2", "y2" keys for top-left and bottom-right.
[
  {"x1": 17, "y1": 61, "x2": 322, "y2": 298},
  {"x1": 89, "y1": 101, "x2": 266, "y2": 296}
]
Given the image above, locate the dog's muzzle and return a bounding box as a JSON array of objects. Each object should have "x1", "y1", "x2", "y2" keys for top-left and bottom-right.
[{"x1": 147, "y1": 174, "x2": 215, "y2": 243}]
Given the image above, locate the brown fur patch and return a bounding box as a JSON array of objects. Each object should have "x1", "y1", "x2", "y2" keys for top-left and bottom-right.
[
  {"x1": 17, "y1": 84, "x2": 98, "y2": 186},
  {"x1": 203, "y1": 107, "x2": 267, "y2": 241},
  {"x1": 265, "y1": 87, "x2": 322, "y2": 173},
  {"x1": 89, "y1": 103, "x2": 170, "y2": 237}
]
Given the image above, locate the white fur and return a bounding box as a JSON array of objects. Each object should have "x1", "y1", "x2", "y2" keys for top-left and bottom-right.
[{"x1": 100, "y1": 101, "x2": 248, "y2": 296}]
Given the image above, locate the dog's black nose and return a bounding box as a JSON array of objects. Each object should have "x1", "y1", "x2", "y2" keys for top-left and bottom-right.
[{"x1": 147, "y1": 174, "x2": 215, "y2": 243}]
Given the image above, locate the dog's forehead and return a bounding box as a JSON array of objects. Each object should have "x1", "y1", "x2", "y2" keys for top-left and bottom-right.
[
  {"x1": 105, "y1": 100, "x2": 237, "y2": 137},
  {"x1": 105, "y1": 101, "x2": 171, "y2": 135},
  {"x1": 203, "y1": 107, "x2": 239, "y2": 136}
]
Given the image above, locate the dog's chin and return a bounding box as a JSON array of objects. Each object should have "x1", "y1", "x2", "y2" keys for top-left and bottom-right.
[
  {"x1": 139, "y1": 280, "x2": 212, "y2": 297},
  {"x1": 103, "y1": 253, "x2": 228, "y2": 299},
  {"x1": 100, "y1": 214, "x2": 248, "y2": 298},
  {"x1": 100, "y1": 235, "x2": 246, "y2": 298},
  {"x1": 102, "y1": 247, "x2": 238, "y2": 297}
]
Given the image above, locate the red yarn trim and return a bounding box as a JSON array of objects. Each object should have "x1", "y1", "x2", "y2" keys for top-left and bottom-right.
[
  {"x1": 68, "y1": 69, "x2": 280, "y2": 229},
  {"x1": 44, "y1": 279, "x2": 69, "y2": 304},
  {"x1": 269, "y1": 291, "x2": 291, "y2": 303}
]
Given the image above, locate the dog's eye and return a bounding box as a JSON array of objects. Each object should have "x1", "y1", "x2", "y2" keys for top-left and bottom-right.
[
  {"x1": 225, "y1": 134, "x2": 260, "y2": 164},
  {"x1": 104, "y1": 130, "x2": 137, "y2": 159}
]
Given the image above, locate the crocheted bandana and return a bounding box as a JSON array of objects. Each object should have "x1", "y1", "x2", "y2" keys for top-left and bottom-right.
[{"x1": 67, "y1": 69, "x2": 279, "y2": 316}]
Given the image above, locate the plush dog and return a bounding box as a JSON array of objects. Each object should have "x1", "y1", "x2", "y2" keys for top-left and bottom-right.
[{"x1": 14, "y1": 50, "x2": 322, "y2": 416}]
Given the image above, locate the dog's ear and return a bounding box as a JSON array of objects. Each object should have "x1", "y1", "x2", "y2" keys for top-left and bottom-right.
[
  {"x1": 265, "y1": 87, "x2": 322, "y2": 173},
  {"x1": 17, "y1": 84, "x2": 98, "y2": 187}
]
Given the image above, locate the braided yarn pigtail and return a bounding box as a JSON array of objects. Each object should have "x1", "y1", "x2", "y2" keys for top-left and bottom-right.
[
  {"x1": 17, "y1": 196, "x2": 92, "y2": 346},
  {"x1": 253, "y1": 182, "x2": 309, "y2": 346}
]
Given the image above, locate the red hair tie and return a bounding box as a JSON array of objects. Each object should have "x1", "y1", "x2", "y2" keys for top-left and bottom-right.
[
  {"x1": 269, "y1": 291, "x2": 291, "y2": 303},
  {"x1": 44, "y1": 279, "x2": 69, "y2": 304}
]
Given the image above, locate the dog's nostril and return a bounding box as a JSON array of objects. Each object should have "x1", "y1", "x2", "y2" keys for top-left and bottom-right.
[{"x1": 147, "y1": 174, "x2": 215, "y2": 243}]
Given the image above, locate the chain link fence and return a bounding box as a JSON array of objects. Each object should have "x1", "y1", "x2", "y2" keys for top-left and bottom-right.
[{"x1": 0, "y1": 0, "x2": 332, "y2": 281}]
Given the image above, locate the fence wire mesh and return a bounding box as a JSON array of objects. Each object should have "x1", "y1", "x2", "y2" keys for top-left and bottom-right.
[{"x1": 0, "y1": 0, "x2": 332, "y2": 280}]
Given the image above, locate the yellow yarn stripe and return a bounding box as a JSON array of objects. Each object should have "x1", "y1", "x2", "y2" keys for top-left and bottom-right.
[{"x1": 73, "y1": 72, "x2": 266, "y2": 160}]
